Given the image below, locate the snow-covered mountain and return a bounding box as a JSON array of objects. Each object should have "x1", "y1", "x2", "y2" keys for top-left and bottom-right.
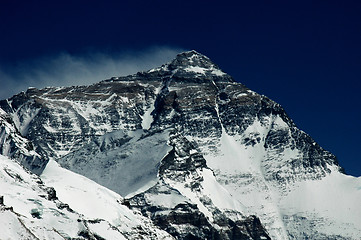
[{"x1": 0, "y1": 50, "x2": 360, "y2": 239}]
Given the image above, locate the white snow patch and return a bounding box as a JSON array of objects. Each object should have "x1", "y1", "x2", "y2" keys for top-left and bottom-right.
[
  {"x1": 200, "y1": 112, "x2": 289, "y2": 239},
  {"x1": 169, "y1": 179, "x2": 214, "y2": 222},
  {"x1": 211, "y1": 69, "x2": 226, "y2": 76},
  {"x1": 142, "y1": 103, "x2": 155, "y2": 130},
  {"x1": 14, "y1": 107, "x2": 40, "y2": 136},
  {"x1": 235, "y1": 93, "x2": 248, "y2": 98},
  {"x1": 147, "y1": 192, "x2": 186, "y2": 209},
  {"x1": 183, "y1": 66, "x2": 226, "y2": 76},
  {"x1": 41, "y1": 160, "x2": 139, "y2": 227},
  {"x1": 184, "y1": 66, "x2": 206, "y2": 74},
  {"x1": 141, "y1": 87, "x2": 161, "y2": 130},
  {"x1": 119, "y1": 96, "x2": 129, "y2": 103},
  {"x1": 87, "y1": 221, "x2": 127, "y2": 240},
  {"x1": 201, "y1": 168, "x2": 246, "y2": 213},
  {"x1": 0, "y1": 211, "x2": 38, "y2": 240},
  {"x1": 0, "y1": 155, "x2": 81, "y2": 239},
  {"x1": 281, "y1": 171, "x2": 361, "y2": 233}
]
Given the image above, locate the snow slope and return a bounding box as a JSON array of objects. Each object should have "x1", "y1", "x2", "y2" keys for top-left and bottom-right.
[
  {"x1": 58, "y1": 129, "x2": 173, "y2": 196},
  {"x1": 280, "y1": 169, "x2": 361, "y2": 239},
  {"x1": 0, "y1": 154, "x2": 173, "y2": 239},
  {"x1": 41, "y1": 159, "x2": 173, "y2": 239},
  {"x1": 197, "y1": 112, "x2": 361, "y2": 239},
  {"x1": 0, "y1": 154, "x2": 101, "y2": 239}
]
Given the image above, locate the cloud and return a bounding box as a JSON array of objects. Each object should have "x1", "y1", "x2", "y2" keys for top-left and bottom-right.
[{"x1": 0, "y1": 46, "x2": 184, "y2": 100}]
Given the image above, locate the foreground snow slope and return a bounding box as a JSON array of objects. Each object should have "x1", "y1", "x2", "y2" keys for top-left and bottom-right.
[
  {"x1": 0, "y1": 154, "x2": 173, "y2": 239},
  {"x1": 41, "y1": 159, "x2": 173, "y2": 239},
  {"x1": 0, "y1": 154, "x2": 123, "y2": 239}
]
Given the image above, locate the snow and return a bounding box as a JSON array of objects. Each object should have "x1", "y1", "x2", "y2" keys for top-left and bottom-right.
[
  {"x1": 168, "y1": 178, "x2": 214, "y2": 221},
  {"x1": 142, "y1": 102, "x2": 155, "y2": 130},
  {"x1": 41, "y1": 160, "x2": 137, "y2": 227},
  {"x1": 119, "y1": 95, "x2": 130, "y2": 103},
  {"x1": 280, "y1": 170, "x2": 361, "y2": 238},
  {"x1": 147, "y1": 192, "x2": 186, "y2": 209},
  {"x1": 148, "y1": 67, "x2": 163, "y2": 73},
  {"x1": 125, "y1": 178, "x2": 158, "y2": 198},
  {"x1": 211, "y1": 69, "x2": 226, "y2": 76},
  {"x1": 41, "y1": 159, "x2": 174, "y2": 239},
  {"x1": 2, "y1": 51, "x2": 361, "y2": 239},
  {"x1": 0, "y1": 155, "x2": 81, "y2": 239},
  {"x1": 142, "y1": 86, "x2": 162, "y2": 130},
  {"x1": 57, "y1": 129, "x2": 173, "y2": 197},
  {"x1": 12, "y1": 105, "x2": 40, "y2": 136},
  {"x1": 200, "y1": 168, "x2": 246, "y2": 213},
  {"x1": 200, "y1": 111, "x2": 290, "y2": 239},
  {"x1": 235, "y1": 93, "x2": 248, "y2": 98},
  {"x1": 196, "y1": 110, "x2": 361, "y2": 239},
  {"x1": 210, "y1": 104, "x2": 270, "y2": 175},
  {"x1": 0, "y1": 153, "x2": 174, "y2": 239},
  {"x1": 163, "y1": 166, "x2": 246, "y2": 223},
  {"x1": 183, "y1": 66, "x2": 225, "y2": 76},
  {"x1": 0, "y1": 211, "x2": 37, "y2": 240},
  {"x1": 87, "y1": 221, "x2": 127, "y2": 240},
  {"x1": 184, "y1": 66, "x2": 206, "y2": 74},
  {"x1": 38, "y1": 95, "x2": 118, "y2": 135}
]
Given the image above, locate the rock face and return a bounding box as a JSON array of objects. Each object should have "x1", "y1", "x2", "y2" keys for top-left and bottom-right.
[
  {"x1": 128, "y1": 131, "x2": 271, "y2": 239},
  {"x1": 0, "y1": 50, "x2": 360, "y2": 239},
  {"x1": 0, "y1": 108, "x2": 45, "y2": 174}
]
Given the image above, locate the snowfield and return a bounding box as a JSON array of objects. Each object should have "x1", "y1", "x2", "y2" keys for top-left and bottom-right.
[{"x1": 0, "y1": 155, "x2": 173, "y2": 239}]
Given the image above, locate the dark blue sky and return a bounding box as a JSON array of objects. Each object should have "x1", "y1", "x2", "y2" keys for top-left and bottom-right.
[{"x1": 0, "y1": 1, "x2": 360, "y2": 176}]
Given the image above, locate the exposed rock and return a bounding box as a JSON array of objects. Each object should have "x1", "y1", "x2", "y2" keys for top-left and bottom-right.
[{"x1": 46, "y1": 187, "x2": 57, "y2": 201}]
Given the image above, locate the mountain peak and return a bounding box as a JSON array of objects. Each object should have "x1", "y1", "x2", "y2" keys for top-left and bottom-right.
[
  {"x1": 1, "y1": 50, "x2": 359, "y2": 240},
  {"x1": 143, "y1": 50, "x2": 231, "y2": 82},
  {"x1": 156, "y1": 50, "x2": 232, "y2": 81},
  {"x1": 168, "y1": 50, "x2": 219, "y2": 70}
]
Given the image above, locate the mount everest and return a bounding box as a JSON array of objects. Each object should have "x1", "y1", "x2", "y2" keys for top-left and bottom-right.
[{"x1": 0, "y1": 50, "x2": 360, "y2": 239}]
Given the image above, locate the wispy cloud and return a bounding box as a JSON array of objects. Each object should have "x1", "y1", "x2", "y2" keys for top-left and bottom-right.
[{"x1": 0, "y1": 46, "x2": 184, "y2": 100}]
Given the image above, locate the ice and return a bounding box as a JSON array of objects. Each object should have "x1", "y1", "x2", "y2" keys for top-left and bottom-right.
[
  {"x1": 142, "y1": 102, "x2": 155, "y2": 130},
  {"x1": 56, "y1": 129, "x2": 173, "y2": 197},
  {"x1": 125, "y1": 178, "x2": 158, "y2": 198},
  {"x1": 142, "y1": 86, "x2": 162, "y2": 130}
]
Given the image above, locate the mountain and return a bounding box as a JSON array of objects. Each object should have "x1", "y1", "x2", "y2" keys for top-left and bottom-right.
[{"x1": 0, "y1": 50, "x2": 360, "y2": 239}]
